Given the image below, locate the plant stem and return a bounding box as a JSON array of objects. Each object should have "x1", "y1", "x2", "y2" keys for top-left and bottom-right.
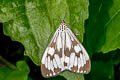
[{"x1": 0, "y1": 56, "x2": 16, "y2": 69}]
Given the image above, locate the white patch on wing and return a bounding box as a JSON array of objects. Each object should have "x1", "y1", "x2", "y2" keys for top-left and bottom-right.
[
  {"x1": 45, "y1": 58, "x2": 48, "y2": 68},
  {"x1": 83, "y1": 54, "x2": 86, "y2": 65},
  {"x1": 74, "y1": 56, "x2": 77, "y2": 66},
  {"x1": 54, "y1": 54, "x2": 64, "y2": 69},
  {"x1": 60, "y1": 57, "x2": 64, "y2": 67},
  {"x1": 53, "y1": 59, "x2": 57, "y2": 68},
  {"x1": 49, "y1": 73, "x2": 52, "y2": 76},
  {"x1": 80, "y1": 54, "x2": 84, "y2": 67},
  {"x1": 65, "y1": 56, "x2": 69, "y2": 64},
  {"x1": 84, "y1": 71, "x2": 86, "y2": 73},
  {"x1": 57, "y1": 32, "x2": 62, "y2": 51},
  {"x1": 80, "y1": 44, "x2": 89, "y2": 60},
  {"x1": 53, "y1": 72, "x2": 55, "y2": 75},
  {"x1": 69, "y1": 52, "x2": 75, "y2": 69},
  {"x1": 80, "y1": 70, "x2": 83, "y2": 73},
  {"x1": 48, "y1": 47, "x2": 55, "y2": 56},
  {"x1": 50, "y1": 60, "x2": 54, "y2": 71},
  {"x1": 74, "y1": 44, "x2": 81, "y2": 53},
  {"x1": 78, "y1": 57, "x2": 81, "y2": 69},
  {"x1": 77, "y1": 69, "x2": 79, "y2": 73},
  {"x1": 66, "y1": 28, "x2": 74, "y2": 41},
  {"x1": 66, "y1": 32, "x2": 71, "y2": 51},
  {"x1": 48, "y1": 56, "x2": 51, "y2": 70}
]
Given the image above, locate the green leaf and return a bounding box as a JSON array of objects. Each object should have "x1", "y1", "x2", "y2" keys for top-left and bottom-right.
[
  {"x1": 0, "y1": 0, "x2": 89, "y2": 65},
  {"x1": 0, "y1": 68, "x2": 12, "y2": 80},
  {"x1": 45, "y1": 76, "x2": 66, "y2": 80},
  {"x1": 0, "y1": 61, "x2": 30, "y2": 80},
  {"x1": 85, "y1": 0, "x2": 120, "y2": 55},
  {"x1": 0, "y1": 0, "x2": 89, "y2": 79},
  {"x1": 16, "y1": 60, "x2": 30, "y2": 73},
  {"x1": 60, "y1": 71, "x2": 84, "y2": 80},
  {"x1": 0, "y1": 0, "x2": 25, "y2": 22},
  {"x1": 85, "y1": 61, "x2": 114, "y2": 80}
]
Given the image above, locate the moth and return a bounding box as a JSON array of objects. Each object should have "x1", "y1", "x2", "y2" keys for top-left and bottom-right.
[{"x1": 41, "y1": 21, "x2": 91, "y2": 78}]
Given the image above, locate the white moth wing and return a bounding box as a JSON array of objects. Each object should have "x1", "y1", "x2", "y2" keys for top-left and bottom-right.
[
  {"x1": 64, "y1": 26, "x2": 91, "y2": 74},
  {"x1": 41, "y1": 26, "x2": 65, "y2": 78},
  {"x1": 41, "y1": 21, "x2": 91, "y2": 78}
]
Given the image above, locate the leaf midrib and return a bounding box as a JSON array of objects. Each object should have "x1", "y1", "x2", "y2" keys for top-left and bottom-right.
[{"x1": 105, "y1": 8, "x2": 120, "y2": 27}]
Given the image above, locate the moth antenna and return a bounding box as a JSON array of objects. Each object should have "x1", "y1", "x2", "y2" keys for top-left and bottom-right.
[{"x1": 58, "y1": 16, "x2": 62, "y2": 22}]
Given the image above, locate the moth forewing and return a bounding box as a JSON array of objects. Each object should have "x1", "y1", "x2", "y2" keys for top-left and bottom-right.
[
  {"x1": 66, "y1": 27, "x2": 91, "y2": 73},
  {"x1": 41, "y1": 21, "x2": 91, "y2": 78}
]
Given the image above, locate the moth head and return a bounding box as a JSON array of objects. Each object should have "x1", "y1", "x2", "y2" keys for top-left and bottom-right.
[{"x1": 60, "y1": 20, "x2": 67, "y2": 27}]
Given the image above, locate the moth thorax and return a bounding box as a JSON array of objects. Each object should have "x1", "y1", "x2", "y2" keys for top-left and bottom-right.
[{"x1": 59, "y1": 24, "x2": 67, "y2": 31}]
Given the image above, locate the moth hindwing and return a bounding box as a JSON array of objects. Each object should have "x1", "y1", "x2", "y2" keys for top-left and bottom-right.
[{"x1": 41, "y1": 21, "x2": 91, "y2": 78}]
